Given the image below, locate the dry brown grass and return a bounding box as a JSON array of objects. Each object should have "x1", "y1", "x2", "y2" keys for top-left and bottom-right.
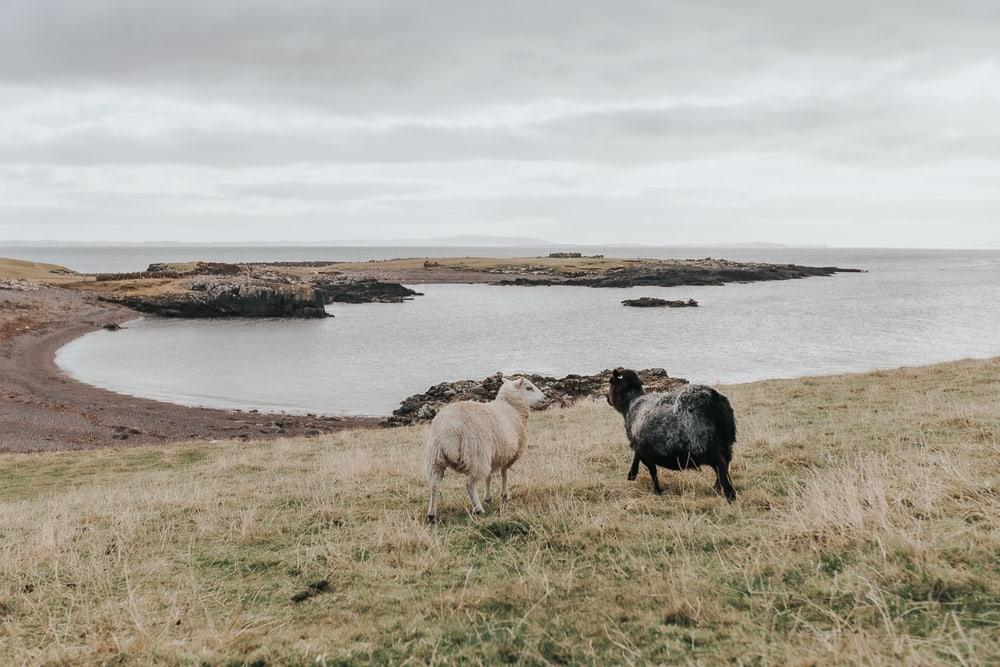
[
  {"x1": 0, "y1": 258, "x2": 81, "y2": 285},
  {"x1": 331, "y1": 256, "x2": 640, "y2": 275},
  {"x1": 2, "y1": 359, "x2": 999, "y2": 665},
  {"x1": 67, "y1": 277, "x2": 187, "y2": 297}
]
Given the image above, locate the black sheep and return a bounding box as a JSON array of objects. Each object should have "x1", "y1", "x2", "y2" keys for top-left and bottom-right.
[{"x1": 607, "y1": 368, "x2": 738, "y2": 501}]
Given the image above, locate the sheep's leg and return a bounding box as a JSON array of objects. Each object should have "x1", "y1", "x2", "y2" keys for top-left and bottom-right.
[
  {"x1": 466, "y1": 477, "x2": 486, "y2": 515},
  {"x1": 500, "y1": 468, "x2": 510, "y2": 500},
  {"x1": 484, "y1": 473, "x2": 493, "y2": 503},
  {"x1": 627, "y1": 452, "x2": 641, "y2": 481},
  {"x1": 427, "y1": 467, "x2": 445, "y2": 523},
  {"x1": 646, "y1": 463, "x2": 663, "y2": 495},
  {"x1": 716, "y1": 459, "x2": 737, "y2": 503}
]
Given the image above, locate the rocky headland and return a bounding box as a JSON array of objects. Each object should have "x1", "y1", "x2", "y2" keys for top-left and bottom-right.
[
  {"x1": 383, "y1": 368, "x2": 687, "y2": 427},
  {"x1": 84, "y1": 261, "x2": 421, "y2": 318},
  {"x1": 494, "y1": 257, "x2": 861, "y2": 288}
]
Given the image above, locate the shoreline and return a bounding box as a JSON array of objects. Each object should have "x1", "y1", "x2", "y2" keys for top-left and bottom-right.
[
  {"x1": 0, "y1": 253, "x2": 894, "y2": 453},
  {"x1": 7, "y1": 285, "x2": 996, "y2": 453},
  {"x1": 0, "y1": 287, "x2": 376, "y2": 453}
]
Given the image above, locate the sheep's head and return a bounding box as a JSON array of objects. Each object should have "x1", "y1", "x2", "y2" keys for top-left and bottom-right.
[
  {"x1": 607, "y1": 367, "x2": 644, "y2": 415},
  {"x1": 502, "y1": 377, "x2": 547, "y2": 408}
]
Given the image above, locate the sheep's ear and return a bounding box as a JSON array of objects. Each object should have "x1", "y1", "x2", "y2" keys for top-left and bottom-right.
[{"x1": 515, "y1": 378, "x2": 525, "y2": 388}]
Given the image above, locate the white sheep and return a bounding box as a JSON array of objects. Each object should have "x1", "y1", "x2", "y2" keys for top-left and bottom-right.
[{"x1": 425, "y1": 377, "x2": 546, "y2": 522}]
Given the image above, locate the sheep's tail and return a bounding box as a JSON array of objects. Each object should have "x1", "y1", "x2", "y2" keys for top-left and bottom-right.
[
  {"x1": 425, "y1": 420, "x2": 468, "y2": 479},
  {"x1": 705, "y1": 388, "x2": 737, "y2": 450},
  {"x1": 425, "y1": 426, "x2": 447, "y2": 481}
]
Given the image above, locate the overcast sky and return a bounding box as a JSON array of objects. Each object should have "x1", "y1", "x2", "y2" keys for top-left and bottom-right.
[{"x1": 1, "y1": 1, "x2": 998, "y2": 246}]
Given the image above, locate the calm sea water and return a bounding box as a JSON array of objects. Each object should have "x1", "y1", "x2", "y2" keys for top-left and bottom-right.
[{"x1": 51, "y1": 247, "x2": 1000, "y2": 416}]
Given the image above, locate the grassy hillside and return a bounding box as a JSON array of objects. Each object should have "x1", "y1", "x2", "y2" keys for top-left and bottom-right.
[
  {"x1": 2, "y1": 359, "x2": 999, "y2": 665},
  {"x1": 0, "y1": 257, "x2": 80, "y2": 284}
]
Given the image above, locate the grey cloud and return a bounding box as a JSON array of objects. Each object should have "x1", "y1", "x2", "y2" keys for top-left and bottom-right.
[
  {"x1": 1, "y1": 0, "x2": 999, "y2": 245},
  {"x1": 3, "y1": 94, "x2": 995, "y2": 168},
  {"x1": 217, "y1": 181, "x2": 438, "y2": 202},
  {"x1": 3, "y1": 1, "x2": 999, "y2": 111}
]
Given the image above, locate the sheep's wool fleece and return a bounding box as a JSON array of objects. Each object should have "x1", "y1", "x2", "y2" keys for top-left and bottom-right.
[
  {"x1": 425, "y1": 388, "x2": 528, "y2": 479},
  {"x1": 625, "y1": 385, "x2": 723, "y2": 459}
]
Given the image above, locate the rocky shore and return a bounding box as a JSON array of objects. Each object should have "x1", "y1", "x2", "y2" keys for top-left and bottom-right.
[{"x1": 383, "y1": 368, "x2": 687, "y2": 427}]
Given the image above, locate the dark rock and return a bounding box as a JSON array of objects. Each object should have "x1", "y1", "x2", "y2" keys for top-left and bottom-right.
[
  {"x1": 497, "y1": 277, "x2": 557, "y2": 287},
  {"x1": 382, "y1": 368, "x2": 687, "y2": 427},
  {"x1": 103, "y1": 278, "x2": 329, "y2": 319},
  {"x1": 310, "y1": 277, "x2": 422, "y2": 304},
  {"x1": 102, "y1": 322, "x2": 122, "y2": 331},
  {"x1": 111, "y1": 425, "x2": 141, "y2": 439},
  {"x1": 622, "y1": 297, "x2": 699, "y2": 308},
  {"x1": 291, "y1": 579, "x2": 330, "y2": 603}
]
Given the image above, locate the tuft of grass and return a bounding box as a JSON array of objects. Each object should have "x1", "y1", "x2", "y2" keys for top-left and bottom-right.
[{"x1": 1, "y1": 358, "x2": 999, "y2": 665}]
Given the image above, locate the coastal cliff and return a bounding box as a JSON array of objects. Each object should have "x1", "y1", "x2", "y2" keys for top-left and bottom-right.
[{"x1": 106, "y1": 277, "x2": 330, "y2": 319}]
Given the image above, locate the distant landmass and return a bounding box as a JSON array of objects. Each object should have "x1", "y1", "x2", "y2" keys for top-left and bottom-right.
[
  {"x1": 0, "y1": 237, "x2": 829, "y2": 248},
  {"x1": 0, "y1": 235, "x2": 557, "y2": 248}
]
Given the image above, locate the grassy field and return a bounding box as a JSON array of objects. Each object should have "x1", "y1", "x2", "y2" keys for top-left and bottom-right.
[{"x1": 2, "y1": 359, "x2": 999, "y2": 665}]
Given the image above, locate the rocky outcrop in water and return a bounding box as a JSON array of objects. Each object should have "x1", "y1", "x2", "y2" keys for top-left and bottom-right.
[
  {"x1": 622, "y1": 297, "x2": 699, "y2": 308},
  {"x1": 310, "y1": 277, "x2": 422, "y2": 304},
  {"x1": 383, "y1": 368, "x2": 687, "y2": 427},
  {"x1": 105, "y1": 277, "x2": 329, "y2": 318}
]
